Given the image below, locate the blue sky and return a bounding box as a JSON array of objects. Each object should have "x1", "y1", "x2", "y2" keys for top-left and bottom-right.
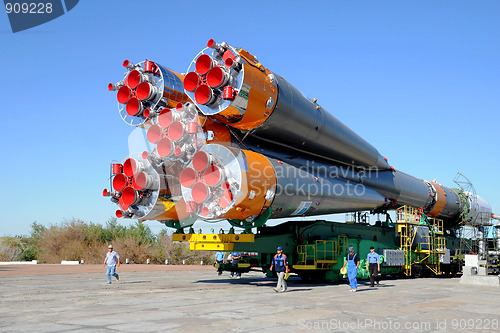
[{"x1": 1, "y1": 1, "x2": 499, "y2": 236}]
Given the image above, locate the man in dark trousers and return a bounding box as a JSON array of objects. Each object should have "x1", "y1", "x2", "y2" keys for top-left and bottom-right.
[
  {"x1": 366, "y1": 246, "x2": 380, "y2": 287},
  {"x1": 269, "y1": 246, "x2": 289, "y2": 293},
  {"x1": 214, "y1": 251, "x2": 225, "y2": 276},
  {"x1": 341, "y1": 246, "x2": 360, "y2": 292},
  {"x1": 229, "y1": 251, "x2": 241, "y2": 279}
]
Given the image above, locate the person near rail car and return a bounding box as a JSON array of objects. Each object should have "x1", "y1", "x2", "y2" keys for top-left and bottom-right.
[
  {"x1": 229, "y1": 251, "x2": 241, "y2": 279},
  {"x1": 341, "y1": 246, "x2": 360, "y2": 292},
  {"x1": 366, "y1": 246, "x2": 380, "y2": 287},
  {"x1": 269, "y1": 246, "x2": 289, "y2": 293},
  {"x1": 214, "y1": 251, "x2": 225, "y2": 276},
  {"x1": 103, "y1": 244, "x2": 120, "y2": 284}
]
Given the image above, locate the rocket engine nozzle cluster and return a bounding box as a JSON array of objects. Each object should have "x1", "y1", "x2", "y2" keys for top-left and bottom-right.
[{"x1": 103, "y1": 40, "x2": 494, "y2": 228}]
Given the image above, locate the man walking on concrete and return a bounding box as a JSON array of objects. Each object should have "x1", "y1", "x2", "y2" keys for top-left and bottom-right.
[
  {"x1": 103, "y1": 245, "x2": 120, "y2": 284},
  {"x1": 341, "y1": 246, "x2": 359, "y2": 292},
  {"x1": 214, "y1": 251, "x2": 225, "y2": 276},
  {"x1": 270, "y1": 246, "x2": 289, "y2": 293},
  {"x1": 229, "y1": 251, "x2": 241, "y2": 279},
  {"x1": 366, "y1": 246, "x2": 380, "y2": 287}
]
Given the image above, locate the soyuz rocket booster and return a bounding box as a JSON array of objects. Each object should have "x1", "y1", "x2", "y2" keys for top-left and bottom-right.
[{"x1": 104, "y1": 40, "x2": 494, "y2": 229}]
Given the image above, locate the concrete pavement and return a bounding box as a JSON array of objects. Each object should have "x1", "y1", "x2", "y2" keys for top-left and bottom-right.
[{"x1": 0, "y1": 265, "x2": 499, "y2": 332}]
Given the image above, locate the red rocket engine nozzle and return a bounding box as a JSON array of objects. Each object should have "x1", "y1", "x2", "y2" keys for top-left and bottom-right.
[
  {"x1": 109, "y1": 82, "x2": 123, "y2": 91},
  {"x1": 117, "y1": 86, "x2": 131, "y2": 104},
  {"x1": 112, "y1": 173, "x2": 128, "y2": 192},
  {"x1": 207, "y1": 67, "x2": 230, "y2": 89},
  {"x1": 196, "y1": 54, "x2": 217, "y2": 75},
  {"x1": 127, "y1": 69, "x2": 148, "y2": 89},
  {"x1": 180, "y1": 168, "x2": 197, "y2": 188},
  {"x1": 123, "y1": 158, "x2": 144, "y2": 177},
  {"x1": 168, "y1": 121, "x2": 185, "y2": 141},
  {"x1": 157, "y1": 137, "x2": 173, "y2": 157},
  {"x1": 184, "y1": 72, "x2": 200, "y2": 92},
  {"x1": 123, "y1": 59, "x2": 135, "y2": 69},
  {"x1": 147, "y1": 124, "x2": 162, "y2": 144},
  {"x1": 207, "y1": 38, "x2": 227, "y2": 56},
  {"x1": 125, "y1": 97, "x2": 144, "y2": 116},
  {"x1": 132, "y1": 171, "x2": 155, "y2": 190},
  {"x1": 136, "y1": 82, "x2": 159, "y2": 101},
  {"x1": 122, "y1": 186, "x2": 140, "y2": 206},
  {"x1": 158, "y1": 108, "x2": 175, "y2": 128},
  {"x1": 207, "y1": 39, "x2": 218, "y2": 49},
  {"x1": 195, "y1": 84, "x2": 217, "y2": 105},
  {"x1": 191, "y1": 182, "x2": 210, "y2": 204},
  {"x1": 192, "y1": 151, "x2": 211, "y2": 172},
  {"x1": 203, "y1": 165, "x2": 222, "y2": 186}
]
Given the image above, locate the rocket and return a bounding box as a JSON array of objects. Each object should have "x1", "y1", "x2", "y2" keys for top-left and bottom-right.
[{"x1": 104, "y1": 39, "x2": 494, "y2": 229}]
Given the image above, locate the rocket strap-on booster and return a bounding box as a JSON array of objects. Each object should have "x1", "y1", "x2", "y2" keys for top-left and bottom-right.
[{"x1": 104, "y1": 39, "x2": 494, "y2": 229}]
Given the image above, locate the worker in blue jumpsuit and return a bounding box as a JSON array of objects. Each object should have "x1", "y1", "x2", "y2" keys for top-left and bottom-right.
[{"x1": 341, "y1": 246, "x2": 360, "y2": 292}]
